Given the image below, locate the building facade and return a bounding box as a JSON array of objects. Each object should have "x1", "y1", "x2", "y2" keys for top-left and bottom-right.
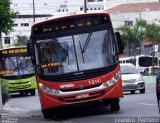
[{"x1": 1, "y1": 0, "x2": 160, "y2": 48}]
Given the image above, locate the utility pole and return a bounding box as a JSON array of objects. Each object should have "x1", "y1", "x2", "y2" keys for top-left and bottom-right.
[
  {"x1": 33, "y1": 0, "x2": 35, "y2": 23},
  {"x1": 84, "y1": 0, "x2": 87, "y2": 13},
  {"x1": 0, "y1": 26, "x2": 3, "y2": 111}
]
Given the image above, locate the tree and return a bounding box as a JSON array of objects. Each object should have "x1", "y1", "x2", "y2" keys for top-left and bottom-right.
[
  {"x1": 0, "y1": 0, "x2": 18, "y2": 48},
  {"x1": 144, "y1": 23, "x2": 160, "y2": 45},
  {"x1": 144, "y1": 23, "x2": 160, "y2": 73},
  {"x1": 117, "y1": 20, "x2": 147, "y2": 56}
]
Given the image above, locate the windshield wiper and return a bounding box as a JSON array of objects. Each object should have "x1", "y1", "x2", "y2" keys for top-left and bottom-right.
[{"x1": 79, "y1": 32, "x2": 92, "y2": 63}]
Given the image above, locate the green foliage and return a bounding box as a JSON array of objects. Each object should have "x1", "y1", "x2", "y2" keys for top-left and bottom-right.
[
  {"x1": 144, "y1": 23, "x2": 160, "y2": 44},
  {"x1": 117, "y1": 20, "x2": 160, "y2": 56},
  {"x1": 0, "y1": 0, "x2": 18, "y2": 35},
  {"x1": 1, "y1": 81, "x2": 10, "y2": 105}
]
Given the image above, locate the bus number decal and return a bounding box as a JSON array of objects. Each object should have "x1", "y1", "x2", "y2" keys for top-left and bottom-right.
[{"x1": 88, "y1": 79, "x2": 101, "y2": 85}]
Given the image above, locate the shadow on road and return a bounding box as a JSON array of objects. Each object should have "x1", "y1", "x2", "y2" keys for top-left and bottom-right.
[
  {"x1": 10, "y1": 93, "x2": 35, "y2": 98},
  {"x1": 42, "y1": 102, "x2": 122, "y2": 121}
]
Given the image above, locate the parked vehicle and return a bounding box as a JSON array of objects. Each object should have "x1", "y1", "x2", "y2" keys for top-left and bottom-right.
[
  {"x1": 120, "y1": 63, "x2": 145, "y2": 94},
  {"x1": 119, "y1": 55, "x2": 158, "y2": 74},
  {"x1": 144, "y1": 66, "x2": 160, "y2": 76}
]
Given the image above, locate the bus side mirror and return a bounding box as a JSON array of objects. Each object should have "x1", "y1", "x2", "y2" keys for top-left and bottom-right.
[
  {"x1": 27, "y1": 42, "x2": 36, "y2": 65},
  {"x1": 115, "y1": 32, "x2": 124, "y2": 55},
  {"x1": 27, "y1": 43, "x2": 32, "y2": 56}
]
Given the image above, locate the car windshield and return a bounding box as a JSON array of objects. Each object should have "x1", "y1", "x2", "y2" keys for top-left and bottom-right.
[
  {"x1": 0, "y1": 56, "x2": 34, "y2": 76},
  {"x1": 35, "y1": 30, "x2": 118, "y2": 75},
  {"x1": 120, "y1": 65, "x2": 139, "y2": 74}
]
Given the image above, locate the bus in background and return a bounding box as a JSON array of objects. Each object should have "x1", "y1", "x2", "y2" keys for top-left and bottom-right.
[
  {"x1": 119, "y1": 55, "x2": 158, "y2": 73},
  {"x1": 28, "y1": 12, "x2": 124, "y2": 119},
  {"x1": 0, "y1": 46, "x2": 37, "y2": 96}
]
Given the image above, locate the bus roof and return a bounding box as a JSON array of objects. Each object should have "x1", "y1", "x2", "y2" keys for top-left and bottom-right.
[
  {"x1": 30, "y1": 12, "x2": 112, "y2": 38},
  {"x1": 31, "y1": 12, "x2": 111, "y2": 29}
]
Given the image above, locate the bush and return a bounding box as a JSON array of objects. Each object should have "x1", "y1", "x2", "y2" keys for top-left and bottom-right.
[{"x1": 1, "y1": 80, "x2": 10, "y2": 105}]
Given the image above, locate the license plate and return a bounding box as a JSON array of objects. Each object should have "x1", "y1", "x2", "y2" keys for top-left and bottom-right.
[{"x1": 76, "y1": 94, "x2": 89, "y2": 99}]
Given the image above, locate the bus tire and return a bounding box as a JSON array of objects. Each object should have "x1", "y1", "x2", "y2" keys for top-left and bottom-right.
[
  {"x1": 30, "y1": 89, "x2": 35, "y2": 96},
  {"x1": 110, "y1": 98, "x2": 120, "y2": 111},
  {"x1": 140, "y1": 89, "x2": 145, "y2": 94},
  {"x1": 42, "y1": 110, "x2": 53, "y2": 119},
  {"x1": 19, "y1": 91, "x2": 24, "y2": 96},
  {"x1": 130, "y1": 90, "x2": 135, "y2": 94}
]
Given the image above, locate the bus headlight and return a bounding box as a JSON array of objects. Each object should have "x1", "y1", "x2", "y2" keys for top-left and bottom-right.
[
  {"x1": 103, "y1": 71, "x2": 121, "y2": 88},
  {"x1": 38, "y1": 83, "x2": 60, "y2": 95}
]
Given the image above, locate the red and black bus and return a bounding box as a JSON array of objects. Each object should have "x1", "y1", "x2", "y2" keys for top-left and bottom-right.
[{"x1": 28, "y1": 12, "x2": 124, "y2": 119}]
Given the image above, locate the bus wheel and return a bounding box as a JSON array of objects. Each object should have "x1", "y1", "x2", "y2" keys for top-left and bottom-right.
[
  {"x1": 140, "y1": 89, "x2": 145, "y2": 94},
  {"x1": 130, "y1": 90, "x2": 135, "y2": 94},
  {"x1": 19, "y1": 91, "x2": 24, "y2": 96},
  {"x1": 42, "y1": 110, "x2": 53, "y2": 119},
  {"x1": 110, "y1": 98, "x2": 120, "y2": 111},
  {"x1": 30, "y1": 89, "x2": 35, "y2": 96}
]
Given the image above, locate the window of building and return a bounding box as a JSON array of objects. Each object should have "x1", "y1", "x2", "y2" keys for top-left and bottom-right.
[
  {"x1": 4, "y1": 37, "x2": 10, "y2": 44},
  {"x1": 14, "y1": 24, "x2": 18, "y2": 27},
  {"x1": 88, "y1": 0, "x2": 95, "y2": 2},
  {"x1": 80, "y1": 7, "x2": 83, "y2": 11},
  {"x1": 21, "y1": 23, "x2": 29, "y2": 27},
  {"x1": 16, "y1": 14, "x2": 52, "y2": 18},
  {"x1": 14, "y1": 4, "x2": 18, "y2": 6},
  {"x1": 124, "y1": 21, "x2": 133, "y2": 26}
]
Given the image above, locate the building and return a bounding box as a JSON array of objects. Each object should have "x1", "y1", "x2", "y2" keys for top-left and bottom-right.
[
  {"x1": 106, "y1": 2, "x2": 160, "y2": 28},
  {"x1": 1, "y1": 0, "x2": 160, "y2": 48},
  {"x1": 106, "y1": 2, "x2": 160, "y2": 55}
]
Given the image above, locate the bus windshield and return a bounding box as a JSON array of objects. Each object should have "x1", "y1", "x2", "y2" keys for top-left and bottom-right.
[
  {"x1": 0, "y1": 56, "x2": 34, "y2": 76},
  {"x1": 36, "y1": 29, "x2": 118, "y2": 75}
]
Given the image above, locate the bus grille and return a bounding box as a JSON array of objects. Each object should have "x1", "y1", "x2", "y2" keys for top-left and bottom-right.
[
  {"x1": 59, "y1": 91, "x2": 105, "y2": 103},
  {"x1": 9, "y1": 81, "x2": 30, "y2": 85}
]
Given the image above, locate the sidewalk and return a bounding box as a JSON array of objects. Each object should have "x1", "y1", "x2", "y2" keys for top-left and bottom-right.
[{"x1": 142, "y1": 75, "x2": 156, "y2": 83}]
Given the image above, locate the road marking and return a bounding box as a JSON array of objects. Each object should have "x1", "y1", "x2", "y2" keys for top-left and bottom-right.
[{"x1": 140, "y1": 103, "x2": 156, "y2": 106}]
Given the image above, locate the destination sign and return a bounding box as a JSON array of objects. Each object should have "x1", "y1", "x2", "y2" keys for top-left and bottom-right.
[
  {"x1": 1, "y1": 48, "x2": 27, "y2": 55},
  {"x1": 0, "y1": 71, "x2": 15, "y2": 75},
  {"x1": 32, "y1": 14, "x2": 110, "y2": 35},
  {"x1": 38, "y1": 62, "x2": 61, "y2": 69}
]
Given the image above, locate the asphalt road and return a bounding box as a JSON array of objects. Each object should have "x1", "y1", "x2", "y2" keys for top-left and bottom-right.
[{"x1": 1, "y1": 83, "x2": 160, "y2": 123}]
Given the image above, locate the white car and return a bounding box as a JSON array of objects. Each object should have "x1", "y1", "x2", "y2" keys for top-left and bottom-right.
[{"x1": 120, "y1": 63, "x2": 145, "y2": 94}]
